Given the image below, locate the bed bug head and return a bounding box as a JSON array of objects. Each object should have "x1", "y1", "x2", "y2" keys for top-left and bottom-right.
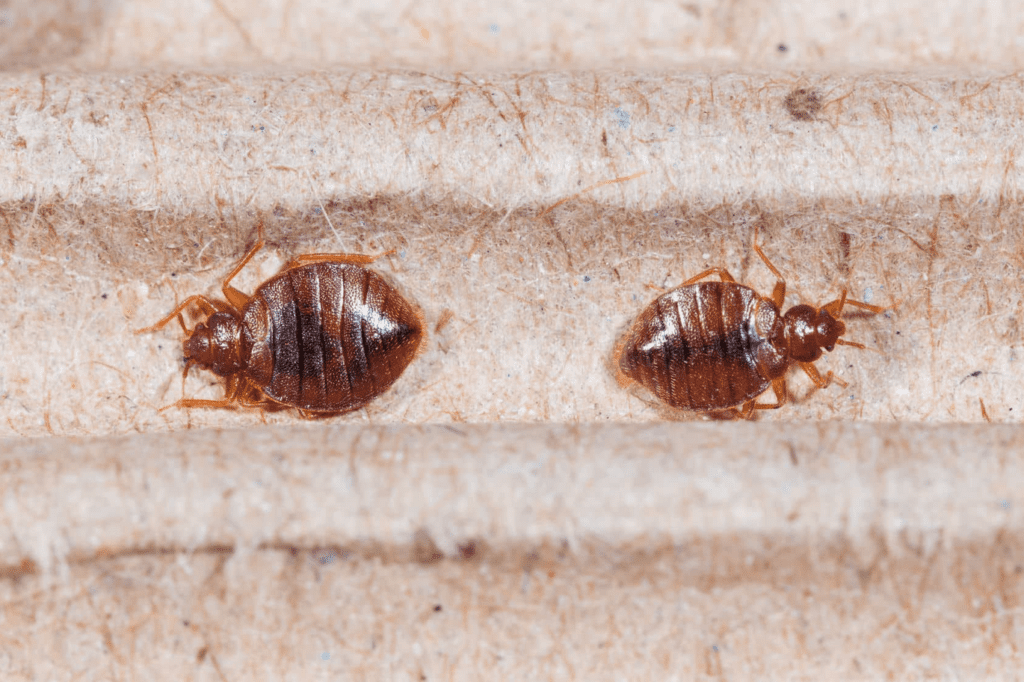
[
  {"x1": 782, "y1": 303, "x2": 846, "y2": 362},
  {"x1": 183, "y1": 311, "x2": 244, "y2": 377}
]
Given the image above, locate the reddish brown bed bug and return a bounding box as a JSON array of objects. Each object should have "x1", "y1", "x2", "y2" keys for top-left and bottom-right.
[
  {"x1": 138, "y1": 226, "x2": 425, "y2": 416},
  {"x1": 614, "y1": 238, "x2": 893, "y2": 418}
]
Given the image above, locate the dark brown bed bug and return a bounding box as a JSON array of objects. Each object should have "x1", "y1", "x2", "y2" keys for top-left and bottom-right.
[
  {"x1": 138, "y1": 225, "x2": 424, "y2": 416},
  {"x1": 614, "y1": 239, "x2": 892, "y2": 418}
]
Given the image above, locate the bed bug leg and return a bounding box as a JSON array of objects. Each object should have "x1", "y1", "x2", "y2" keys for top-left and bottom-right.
[
  {"x1": 680, "y1": 266, "x2": 737, "y2": 286},
  {"x1": 166, "y1": 375, "x2": 272, "y2": 411},
  {"x1": 752, "y1": 378, "x2": 788, "y2": 411},
  {"x1": 730, "y1": 378, "x2": 788, "y2": 418},
  {"x1": 285, "y1": 249, "x2": 396, "y2": 269},
  {"x1": 167, "y1": 393, "x2": 276, "y2": 411},
  {"x1": 800, "y1": 361, "x2": 848, "y2": 390},
  {"x1": 733, "y1": 400, "x2": 756, "y2": 420},
  {"x1": 234, "y1": 394, "x2": 276, "y2": 410},
  {"x1": 164, "y1": 397, "x2": 239, "y2": 411},
  {"x1": 648, "y1": 264, "x2": 735, "y2": 295},
  {"x1": 219, "y1": 225, "x2": 267, "y2": 309},
  {"x1": 135, "y1": 295, "x2": 221, "y2": 333},
  {"x1": 753, "y1": 242, "x2": 786, "y2": 281},
  {"x1": 180, "y1": 358, "x2": 196, "y2": 393},
  {"x1": 752, "y1": 241, "x2": 789, "y2": 307},
  {"x1": 161, "y1": 372, "x2": 240, "y2": 411},
  {"x1": 820, "y1": 290, "x2": 893, "y2": 317},
  {"x1": 769, "y1": 280, "x2": 786, "y2": 308}
]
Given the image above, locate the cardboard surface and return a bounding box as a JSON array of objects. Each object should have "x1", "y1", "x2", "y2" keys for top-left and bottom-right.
[
  {"x1": 1, "y1": 0, "x2": 1023, "y2": 678},
  {"x1": 2, "y1": 71, "x2": 1024, "y2": 208},
  {"x1": 0, "y1": 73, "x2": 1021, "y2": 435},
  {"x1": 4, "y1": 423, "x2": 1024, "y2": 677},
  {"x1": 4, "y1": 0, "x2": 1024, "y2": 70}
]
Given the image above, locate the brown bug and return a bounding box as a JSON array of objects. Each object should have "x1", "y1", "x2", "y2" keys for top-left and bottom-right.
[
  {"x1": 138, "y1": 226, "x2": 425, "y2": 416},
  {"x1": 614, "y1": 238, "x2": 892, "y2": 417}
]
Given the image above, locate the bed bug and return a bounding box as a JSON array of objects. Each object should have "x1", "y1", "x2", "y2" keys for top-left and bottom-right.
[
  {"x1": 138, "y1": 225, "x2": 425, "y2": 416},
  {"x1": 614, "y1": 238, "x2": 892, "y2": 418}
]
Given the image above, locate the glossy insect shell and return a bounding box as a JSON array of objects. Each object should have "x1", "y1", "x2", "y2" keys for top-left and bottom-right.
[
  {"x1": 239, "y1": 261, "x2": 423, "y2": 412},
  {"x1": 616, "y1": 281, "x2": 789, "y2": 411}
]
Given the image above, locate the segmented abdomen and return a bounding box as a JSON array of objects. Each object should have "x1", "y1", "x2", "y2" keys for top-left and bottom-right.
[
  {"x1": 618, "y1": 282, "x2": 771, "y2": 410},
  {"x1": 242, "y1": 262, "x2": 423, "y2": 412}
]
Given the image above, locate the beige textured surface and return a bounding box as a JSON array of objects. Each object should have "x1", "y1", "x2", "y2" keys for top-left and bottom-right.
[
  {"x1": 0, "y1": 73, "x2": 1021, "y2": 435},
  {"x1": 4, "y1": 422, "x2": 1023, "y2": 570},
  {"x1": 2, "y1": 70, "x2": 1024, "y2": 208},
  {"x1": 4, "y1": 423, "x2": 1024, "y2": 678},
  {"x1": 1, "y1": 0, "x2": 1023, "y2": 679},
  {"x1": 10, "y1": 538, "x2": 1024, "y2": 680},
  {"x1": 3, "y1": 0, "x2": 1024, "y2": 70}
]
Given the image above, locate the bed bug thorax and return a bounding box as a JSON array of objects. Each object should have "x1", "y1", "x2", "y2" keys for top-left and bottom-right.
[
  {"x1": 138, "y1": 223, "x2": 425, "y2": 416},
  {"x1": 614, "y1": 237, "x2": 893, "y2": 418}
]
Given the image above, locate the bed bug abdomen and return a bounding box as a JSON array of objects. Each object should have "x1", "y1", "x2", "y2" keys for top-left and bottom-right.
[
  {"x1": 241, "y1": 261, "x2": 423, "y2": 413},
  {"x1": 618, "y1": 281, "x2": 784, "y2": 411}
]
